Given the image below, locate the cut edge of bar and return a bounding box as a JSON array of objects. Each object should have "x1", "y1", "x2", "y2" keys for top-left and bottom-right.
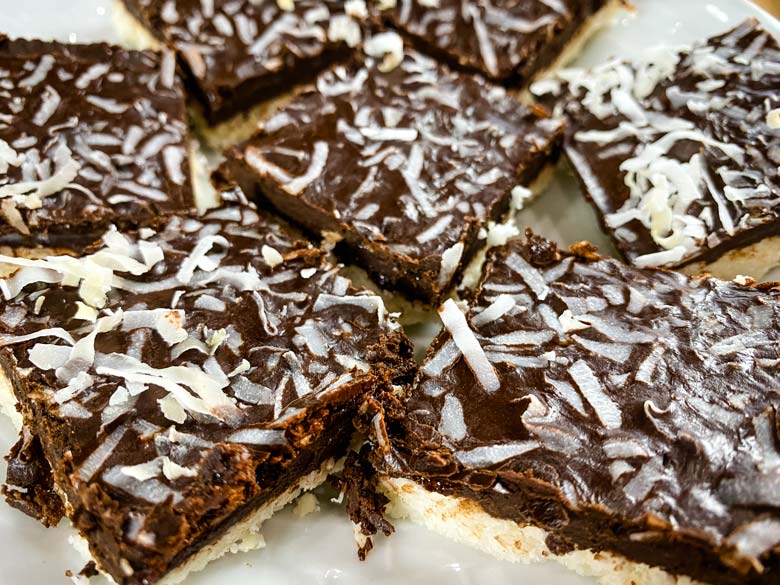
[{"x1": 379, "y1": 476, "x2": 705, "y2": 585}]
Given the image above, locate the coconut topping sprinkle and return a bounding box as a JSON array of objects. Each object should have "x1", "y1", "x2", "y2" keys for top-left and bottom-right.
[
  {"x1": 533, "y1": 20, "x2": 780, "y2": 270},
  {"x1": 438, "y1": 299, "x2": 499, "y2": 392},
  {"x1": 375, "y1": 0, "x2": 600, "y2": 84},
  {"x1": 122, "y1": 0, "x2": 368, "y2": 123},
  {"x1": 0, "y1": 35, "x2": 194, "y2": 240},
  {"x1": 228, "y1": 47, "x2": 562, "y2": 302},
  {"x1": 0, "y1": 204, "x2": 408, "y2": 557},
  {"x1": 399, "y1": 233, "x2": 780, "y2": 572}
]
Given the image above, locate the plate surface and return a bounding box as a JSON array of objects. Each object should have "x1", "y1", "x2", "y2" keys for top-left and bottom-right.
[{"x1": 0, "y1": 1, "x2": 778, "y2": 584}]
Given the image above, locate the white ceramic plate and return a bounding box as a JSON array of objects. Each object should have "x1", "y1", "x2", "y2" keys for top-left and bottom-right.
[{"x1": 0, "y1": 1, "x2": 778, "y2": 584}]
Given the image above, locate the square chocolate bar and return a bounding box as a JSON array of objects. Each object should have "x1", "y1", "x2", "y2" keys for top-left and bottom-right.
[
  {"x1": 221, "y1": 46, "x2": 563, "y2": 304},
  {"x1": 374, "y1": 232, "x2": 780, "y2": 585},
  {"x1": 533, "y1": 19, "x2": 780, "y2": 278},
  {"x1": 0, "y1": 35, "x2": 195, "y2": 248},
  {"x1": 372, "y1": 0, "x2": 624, "y2": 85},
  {"x1": 116, "y1": 0, "x2": 363, "y2": 137},
  {"x1": 0, "y1": 196, "x2": 414, "y2": 584}
]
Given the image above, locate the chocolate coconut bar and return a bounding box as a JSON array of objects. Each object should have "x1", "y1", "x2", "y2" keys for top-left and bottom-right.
[
  {"x1": 0, "y1": 197, "x2": 414, "y2": 584},
  {"x1": 371, "y1": 0, "x2": 623, "y2": 86},
  {"x1": 374, "y1": 233, "x2": 780, "y2": 585},
  {"x1": 221, "y1": 46, "x2": 563, "y2": 304},
  {"x1": 116, "y1": 0, "x2": 365, "y2": 131},
  {"x1": 0, "y1": 35, "x2": 195, "y2": 248},
  {"x1": 532, "y1": 19, "x2": 780, "y2": 278}
]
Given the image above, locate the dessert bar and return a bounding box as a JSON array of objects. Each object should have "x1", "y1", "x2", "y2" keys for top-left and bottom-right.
[
  {"x1": 375, "y1": 232, "x2": 780, "y2": 585},
  {"x1": 0, "y1": 35, "x2": 195, "y2": 249},
  {"x1": 115, "y1": 0, "x2": 365, "y2": 141},
  {"x1": 0, "y1": 195, "x2": 414, "y2": 584},
  {"x1": 221, "y1": 46, "x2": 563, "y2": 304},
  {"x1": 372, "y1": 0, "x2": 625, "y2": 86},
  {"x1": 533, "y1": 19, "x2": 780, "y2": 278}
]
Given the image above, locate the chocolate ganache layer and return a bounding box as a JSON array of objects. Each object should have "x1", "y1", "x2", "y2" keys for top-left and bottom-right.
[
  {"x1": 0, "y1": 195, "x2": 415, "y2": 584},
  {"x1": 0, "y1": 35, "x2": 195, "y2": 247},
  {"x1": 532, "y1": 19, "x2": 780, "y2": 272},
  {"x1": 120, "y1": 0, "x2": 366, "y2": 124},
  {"x1": 379, "y1": 232, "x2": 780, "y2": 584},
  {"x1": 372, "y1": 0, "x2": 615, "y2": 86},
  {"x1": 221, "y1": 45, "x2": 563, "y2": 304}
]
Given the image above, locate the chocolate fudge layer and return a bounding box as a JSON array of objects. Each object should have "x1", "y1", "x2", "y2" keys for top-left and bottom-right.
[
  {"x1": 375, "y1": 233, "x2": 780, "y2": 584},
  {"x1": 0, "y1": 199, "x2": 414, "y2": 584},
  {"x1": 221, "y1": 46, "x2": 563, "y2": 304},
  {"x1": 532, "y1": 20, "x2": 780, "y2": 277},
  {"x1": 118, "y1": 0, "x2": 364, "y2": 126},
  {"x1": 0, "y1": 35, "x2": 195, "y2": 248},
  {"x1": 372, "y1": 0, "x2": 618, "y2": 85}
]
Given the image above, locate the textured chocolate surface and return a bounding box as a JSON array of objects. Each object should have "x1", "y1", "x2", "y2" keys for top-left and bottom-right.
[
  {"x1": 222, "y1": 48, "x2": 562, "y2": 304},
  {"x1": 0, "y1": 198, "x2": 414, "y2": 584},
  {"x1": 121, "y1": 0, "x2": 363, "y2": 124},
  {"x1": 532, "y1": 19, "x2": 780, "y2": 269},
  {"x1": 382, "y1": 233, "x2": 780, "y2": 584},
  {"x1": 373, "y1": 0, "x2": 610, "y2": 84},
  {"x1": 3, "y1": 429, "x2": 65, "y2": 527},
  {"x1": 0, "y1": 35, "x2": 195, "y2": 246}
]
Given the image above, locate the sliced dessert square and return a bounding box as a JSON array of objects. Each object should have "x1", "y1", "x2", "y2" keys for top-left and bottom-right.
[
  {"x1": 114, "y1": 0, "x2": 366, "y2": 145},
  {"x1": 373, "y1": 232, "x2": 780, "y2": 585},
  {"x1": 220, "y1": 46, "x2": 563, "y2": 305},
  {"x1": 0, "y1": 198, "x2": 414, "y2": 584},
  {"x1": 532, "y1": 19, "x2": 780, "y2": 279},
  {"x1": 371, "y1": 0, "x2": 626, "y2": 86},
  {"x1": 0, "y1": 35, "x2": 196, "y2": 250}
]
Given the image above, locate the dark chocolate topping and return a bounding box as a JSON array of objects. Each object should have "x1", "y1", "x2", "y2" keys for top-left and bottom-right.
[
  {"x1": 0, "y1": 200, "x2": 414, "y2": 584},
  {"x1": 386, "y1": 232, "x2": 780, "y2": 583},
  {"x1": 0, "y1": 35, "x2": 195, "y2": 243},
  {"x1": 121, "y1": 0, "x2": 363, "y2": 123},
  {"x1": 533, "y1": 19, "x2": 780, "y2": 269},
  {"x1": 373, "y1": 0, "x2": 610, "y2": 84},
  {"x1": 222, "y1": 48, "x2": 562, "y2": 303}
]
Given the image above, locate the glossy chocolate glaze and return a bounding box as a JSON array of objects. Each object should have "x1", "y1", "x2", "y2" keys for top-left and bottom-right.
[
  {"x1": 533, "y1": 20, "x2": 780, "y2": 270},
  {"x1": 0, "y1": 194, "x2": 415, "y2": 584},
  {"x1": 121, "y1": 0, "x2": 361, "y2": 124},
  {"x1": 0, "y1": 35, "x2": 195, "y2": 245},
  {"x1": 372, "y1": 0, "x2": 611, "y2": 85},
  {"x1": 382, "y1": 233, "x2": 780, "y2": 584},
  {"x1": 221, "y1": 49, "x2": 562, "y2": 304}
]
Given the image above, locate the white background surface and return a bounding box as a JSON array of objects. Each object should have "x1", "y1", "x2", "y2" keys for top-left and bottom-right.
[{"x1": 0, "y1": 1, "x2": 779, "y2": 584}]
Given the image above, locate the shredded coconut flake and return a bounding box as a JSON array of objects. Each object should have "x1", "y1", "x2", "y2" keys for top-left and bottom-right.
[
  {"x1": 559, "y1": 309, "x2": 590, "y2": 332},
  {"x1": 768, "y1": 108, "x2": 780, "y2": 130},
  {"x1": 261, "y1": 245, "x2": 284, "y2": 268},
  {"x1": 568, "y1": 359, "x2": 622, "y2": 429},
  {"x1": 327, "y1": 14, "x2": 362, "y2": 48},
  {"x1": 79, "y1": 424, "x2": 128, "y2": 481},
  {"x1": 438, "y1": 299, "x2": 500, "y2": 393},
  {"x1": 162, "y1": 457, "x2": 198, "y2": 481},
  {"x1": 437, "y1": 241, "x2": 464, "y2": 290},
  {"x1": 506, "y1": 253, "x2": 549, "y2": 300},
  {"x1": 455, "y1": 441, "x2": 540, "y2": 467},
  {"x1": 439, "y1": 394, "x2": 467, "y2": 441},
  {"x1": 471, "y1": 294, "x2": 515, "y2": 327},
  {"x1": 227, "y1": 428, "x2": 287, "y2": 446},
  {"x1": 313, "y1": 293, "x2": 386, "y2": 321},
  {"x1": 284, "y1": 141, "x2": 329, "y2": 195},
  {"x1": 121, "y1": 459, "x2": 161, "y2": 482},
  {"x1": 364, "y1": 31, "x2": 404, "y2": 72},
  {"x1": 729, "y1": 519, "x2": 780, "y2": 560}
]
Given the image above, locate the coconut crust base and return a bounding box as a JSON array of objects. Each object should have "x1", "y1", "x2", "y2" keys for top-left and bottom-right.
[{"x1": 379, "y1": 476, "x2": 704, "y2": 585}]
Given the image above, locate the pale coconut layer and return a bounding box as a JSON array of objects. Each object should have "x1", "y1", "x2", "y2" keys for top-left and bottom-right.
[{"x1": 379, "y1": 476, "x2": 705, "y2": 585}]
